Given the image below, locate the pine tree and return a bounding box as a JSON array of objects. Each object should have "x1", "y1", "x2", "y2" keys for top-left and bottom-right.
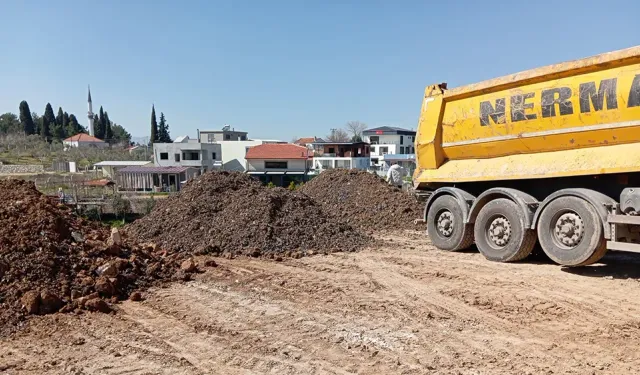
[
  {"x1": 150, "y1": 105, "x2": 158, "y2": 143},
  {"x1": 19, "y1": 101, "x2": 35, "y2": 135},
  {"x1": 158, "y1": 112, "x2": 171, "y2": 143},
  {"x1": 104, "y1": 111, "x2": 113, "y2": 144},
  {"x1": 42, "y1": 103, "x2": 55, "y2": 141},
  {"x1": 97, "y1": 106, "x2": 106, "y2": 139}
]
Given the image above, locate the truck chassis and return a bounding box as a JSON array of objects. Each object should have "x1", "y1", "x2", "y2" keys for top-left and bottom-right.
[{"x1": 420, "y1": 183, "x2": 640, "y2": 266}]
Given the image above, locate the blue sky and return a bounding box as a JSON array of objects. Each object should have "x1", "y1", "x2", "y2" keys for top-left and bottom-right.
[{"x1": 1, "y1": 0, "x2": 638, "y2": 141}]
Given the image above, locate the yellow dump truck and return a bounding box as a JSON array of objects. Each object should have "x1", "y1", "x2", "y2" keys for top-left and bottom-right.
[{"x1": 414, "y1": 46, "x2": 640, "y2": 266}]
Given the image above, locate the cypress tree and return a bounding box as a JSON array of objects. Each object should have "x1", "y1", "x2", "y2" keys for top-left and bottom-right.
[
  {"x1": 68, "y1": 114, "x2": 80, "y2": 135},
  {"x1": 150, "y1": 105, "x2": 158, "y2": 143},
  {"x1": 104, "y1": 111, "x2": 113, "y2": 144},
  {"x1": 19, "y1": 101, "x2": 35, "y2": 135},
  {"x1": 56, "y1": 107, "x2": 64, "y2": 126},
  {"x1": 53, "y1": 107, "x2": 66, "y2": 140},
  {"x1": 93, "y1": 114, "x2": 100, "y2": 136},
  {"x1": 97, "y1": 106, "x2": 105, "y2": 139},
  {"x1": 62, "y1": 112, "x2": 70, "y2": 135},
  {"x1": 42, "y1": 103, "x2": 55, "y2": 141}
]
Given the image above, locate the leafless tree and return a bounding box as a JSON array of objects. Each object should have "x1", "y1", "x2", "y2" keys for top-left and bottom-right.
[
  {"x1": 345, "y1": 121, "x2": 367, "y2": 141},
  {"x1": 325, "y1": 128, "x2": 350, "y2": 142}
]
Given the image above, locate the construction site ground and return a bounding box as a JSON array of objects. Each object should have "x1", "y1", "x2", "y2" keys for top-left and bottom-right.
[{"x1": 3, "y1": 231, "x2": 640, "y2": 375}]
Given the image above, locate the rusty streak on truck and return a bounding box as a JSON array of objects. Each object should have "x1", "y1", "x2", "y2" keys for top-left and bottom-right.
[{"x1": 414, "y1": 46, "x2": 640, "y2": 266}]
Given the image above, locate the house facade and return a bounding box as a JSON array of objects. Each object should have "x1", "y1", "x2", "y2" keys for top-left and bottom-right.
[
  {"x1": 312, "y1": 141, "x2": 370, "y2": 171},
  {"x1": 362, "y1": 126, "x2": 416, "y2": 171},
  {"x1": 245, "y1": 144, "x2": 312, "y2": 187},
  {"x1": 153, "y1": 136, "x2": 222, "y2": 174},
  {"x1": 63, "y1": 133, "x2": 108, "y2": 148}
]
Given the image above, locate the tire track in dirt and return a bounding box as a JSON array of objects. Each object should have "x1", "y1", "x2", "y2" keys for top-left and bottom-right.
[{"x1": 4, "y1": 231, "x2": 640, "y2": 374}]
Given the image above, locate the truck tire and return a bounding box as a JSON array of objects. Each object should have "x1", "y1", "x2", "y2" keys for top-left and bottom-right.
[
  {"x1": 473, "y1": 198, "x2": 536, "y2": 262},
  {"x1": 426, "y1": 195, "x2": 474, "y2": 251},
  {"x1": 537, "y1": 196, "x2": 607, "y2": 266}
]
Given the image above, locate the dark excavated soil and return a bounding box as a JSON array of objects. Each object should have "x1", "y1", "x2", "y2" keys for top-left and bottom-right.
[
  {"x1": 126, "y1": 171, "x2": 371, "y2": 258},
  {"x1": 0, "y1": 180, "x2": 183, "y2": 336},
  {"x1": 301, "y1": 169, "x2": 423, "y2": 230}
]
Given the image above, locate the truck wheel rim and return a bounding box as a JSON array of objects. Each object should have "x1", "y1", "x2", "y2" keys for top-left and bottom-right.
[
  {"x1": 553, "y1": 212, "x2": 584, "y2": 249},
  {"x1": 487, "y1": 216, "x2": 511, "y2": 248},
  {"x1": 436, "y1": 211, "x2": 454, "y2": 237}
]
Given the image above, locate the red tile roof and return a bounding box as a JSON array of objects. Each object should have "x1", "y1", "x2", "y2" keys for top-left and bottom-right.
[
  {"x1": 245, "y1": 144, "x2": 311, "y2": 160},
  {"x1": 294, "y1": 137, "x2": 324, "y2": 144},
  {"x1": 64, "y1": 133, "x2": 105, "y2": 143}
]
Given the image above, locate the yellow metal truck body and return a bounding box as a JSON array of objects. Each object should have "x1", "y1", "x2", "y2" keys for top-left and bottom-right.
[{"x1": 414, "y1": 46, "x2": 640, "y2": 187}]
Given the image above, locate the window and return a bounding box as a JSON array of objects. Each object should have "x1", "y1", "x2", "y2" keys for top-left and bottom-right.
[
  {"x1": 174, "y1": 153, "x2": 180, "y2": 162},
  {"x1": 400, "y1": 146, "x2": 405, "y2": 154},
  {"x1": 328, "y1": 147, "x2": 335, "y2": 154},
  {"x1": 212, "y1": 152, "x2": 217, "y2": 160},
  {"x1": 265, "y1": 161, "x2": 288, "y2": 169},
  {"x1": 380, "y1": 146, "x2": 388, "y2": 155},
  {"x1": 400, "y1": 136, "x2": 404, "y2": 145},
  {"x1": 160, "y1": 152, "x2": 168, "y2": 160},
  {"x1": 241, "y1": 135, "x2": 247, "y2": 141},
  {"x1": 369, "y1": 136, "x2": 379, "y2": 144},
  {"x1": 182, "y1": 152, "x2": 200, "y2": 161},
  {"x1": 225, "y1": 134, "x2": 231, "y2": 140},
  {"x1": 335, "y1": 160, "x2": 351, "y2": 169}
]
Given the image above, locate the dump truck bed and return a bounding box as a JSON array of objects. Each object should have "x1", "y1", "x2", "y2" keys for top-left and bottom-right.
[{"x1": 414, "y1": 46, "x2": 640, "y2": 188}]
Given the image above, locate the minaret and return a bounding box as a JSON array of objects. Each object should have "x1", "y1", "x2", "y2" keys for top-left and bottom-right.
[{"x1": 87, "y1": 85, "x2": 95, "y2": 136}]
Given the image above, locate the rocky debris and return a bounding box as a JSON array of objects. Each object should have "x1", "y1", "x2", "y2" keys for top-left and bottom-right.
[
  {"x1": 126, "y1": 171, "x2": 371, "y2": 257},
  {"x1": 0, "y1": 179, "x2": 180, "y2": 336},
  {"x1": 129, "y1": 292, "x2": 143, "y2": 302},
  {"x1": 180, "y1": 259, "x2": 198, "y2": 273},
  {"x1": 203, "y1": 259, "x2": 218, "y2": 268},
  {"x1": 301, "y1": 169, "x2": 424, "y2": 230},
  {"x1": 84, "y1": 298, "x2": 112, "y2": 313}
]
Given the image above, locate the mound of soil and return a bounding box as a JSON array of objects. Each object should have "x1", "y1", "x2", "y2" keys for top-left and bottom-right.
[
  {"x1": 126, "y1": 171, "x2": 370, "y2": 257},
  {"x1": 301, "y1": 169, "x2": 423, "y2": 230},
  {"x1": 0, "y1": 180, "x2": 182, "y2": 336}
]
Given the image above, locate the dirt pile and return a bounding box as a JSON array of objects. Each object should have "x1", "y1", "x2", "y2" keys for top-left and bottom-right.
[
  {"x1": 126, "y1": 171, "x2": 370, "y2": 257},
  {"x1": 301, "y1": 169, "x2": 423, "y2": 230},
  {"x1": 0, "y1": 180, "x2": 183, "y2": 335}
]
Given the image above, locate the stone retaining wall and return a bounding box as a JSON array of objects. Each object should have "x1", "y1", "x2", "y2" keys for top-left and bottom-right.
[{"x1": 0, "y1": 165, "x2": 45, "y2": 174}]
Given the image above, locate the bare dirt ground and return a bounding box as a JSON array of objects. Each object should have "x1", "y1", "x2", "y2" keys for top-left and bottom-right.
[{"x1": 3, "y1": 231, "x2": 640, "y2": 375}]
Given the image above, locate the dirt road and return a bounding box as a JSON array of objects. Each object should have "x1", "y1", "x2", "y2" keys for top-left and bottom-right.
[{"x1": 3, "y1": 231, "x2": 640, "y2": 374}]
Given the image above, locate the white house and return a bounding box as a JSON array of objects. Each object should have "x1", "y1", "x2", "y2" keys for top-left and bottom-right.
[
  {"x1": 312, "y1": 141, "x2": 371, "y2": 171},
  {"x1": 245, "y1": 143, "x2": 312, "y2": 186},
  {"x1": 153, "y1": 136, "x2": 222, "y2": 174},
  {"x1": 196, "y1": 128, "x2": 285, "y2": 171},
  {"x1": 362, "y1": 126, "x2": 416, "y2": 170},
  {"x1": 63, "y1": 133, "x2": 108, "y2": 149}
]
